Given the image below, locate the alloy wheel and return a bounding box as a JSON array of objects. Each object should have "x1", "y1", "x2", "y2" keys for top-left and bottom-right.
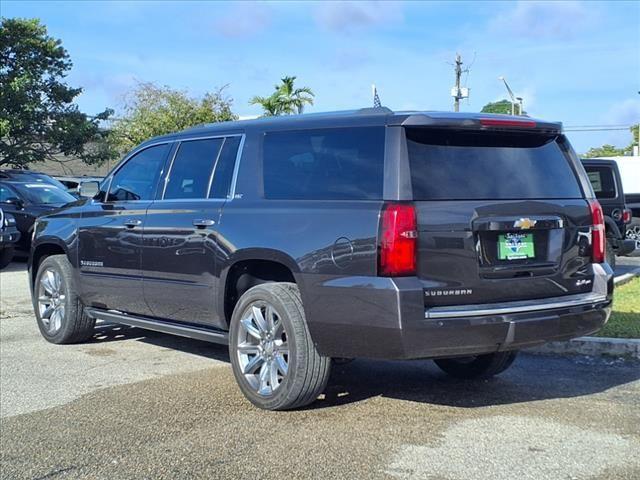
[
  {"x1": 236, "y1": 302, "x2": 289, "y2": 396},
  {"x1": 627, "y1": 224, "x2": 640, "y2": 250},
  {"x1": 38, "y1": 269, "x2": 66, "y2": 334}
]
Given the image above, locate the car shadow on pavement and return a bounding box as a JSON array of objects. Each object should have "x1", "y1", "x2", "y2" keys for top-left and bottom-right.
[
  {"x1": 90, "y1": 322, "x2": 230, "y2": 363},
  {"x1": 2, "y1": 258, "x2": 28, "y2": 273},
  {"x1": 88, "y1": 323, "x2": 639, "y2": 410},
  {"x1": 313, "y1": 354, "x2": 640, "y2": 410}
]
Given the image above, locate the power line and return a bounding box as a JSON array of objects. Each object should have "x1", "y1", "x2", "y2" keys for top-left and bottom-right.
[
  {"x1": 565, "y1": 124, "x2": 633, "y2": 128},
  {"x1": 564, "y1": 127, "x2": 634, "y2": 132}
]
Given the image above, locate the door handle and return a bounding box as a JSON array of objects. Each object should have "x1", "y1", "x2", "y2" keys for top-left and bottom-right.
[
  {"x1": 124, "y1": 219, "x2": 142, "y2": 228},
  {"x1": 193, "y1": 219, "x2": 215, "y2": 228}
]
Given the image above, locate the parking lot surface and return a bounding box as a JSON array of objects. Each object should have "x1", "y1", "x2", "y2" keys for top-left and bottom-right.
[
  {"x1": 616, "y1": 255, "x2": 640, "y2": 277},
  {"x1": 1, "y1": 260, "x2": 639, "y2": 480}
]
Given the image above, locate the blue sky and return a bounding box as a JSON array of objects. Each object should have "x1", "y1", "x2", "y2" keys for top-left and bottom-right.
[{"x1": 3, "y1": 0, "x2": 639, "y2": 153}]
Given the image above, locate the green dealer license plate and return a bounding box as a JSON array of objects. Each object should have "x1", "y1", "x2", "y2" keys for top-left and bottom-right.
[{"x1": 498, "y1": 233, "x2": 535, "y2": 260}]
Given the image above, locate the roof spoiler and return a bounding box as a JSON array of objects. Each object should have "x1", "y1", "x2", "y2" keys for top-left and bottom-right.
[{"x1": 397, "y1": 113, "x2": 562, "y2": 133}]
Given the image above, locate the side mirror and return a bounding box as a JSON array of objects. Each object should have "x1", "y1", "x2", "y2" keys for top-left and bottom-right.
[
  {"x1": 78, "y1": 180, "x2": 100, "y2": 198},
  {"x1": 2, "y1": 197, "x2": 23, "y2": 209}
]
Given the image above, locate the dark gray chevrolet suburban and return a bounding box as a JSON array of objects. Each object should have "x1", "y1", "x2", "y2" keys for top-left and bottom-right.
[{"x1": 29, "y1": 108, "x2": 614, "y2": 410}]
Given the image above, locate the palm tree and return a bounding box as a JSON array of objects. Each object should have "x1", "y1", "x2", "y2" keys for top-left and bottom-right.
[
  {"x1": 248, "y1": 94, "x2": 281, "y2": 116},
  {"x1": 250, "y1": 76, "x2": 315, "y2": 116},
  {"x1": 276, "y1": 76, "x2": 314, "y2": 114}
]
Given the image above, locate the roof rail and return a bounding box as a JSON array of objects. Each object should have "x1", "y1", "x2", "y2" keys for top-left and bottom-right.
[{"x1": 357, "y1": 106, "x2": 392, "y2": 115}]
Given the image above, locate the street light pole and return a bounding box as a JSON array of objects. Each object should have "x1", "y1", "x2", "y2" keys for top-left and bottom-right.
[{"x1": 498, "y1": 76, "x2": 518, "y2": 115}]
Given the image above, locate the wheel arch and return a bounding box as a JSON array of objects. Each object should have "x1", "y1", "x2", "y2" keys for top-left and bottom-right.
[
  {"x1": 30, "y1": 240, "x2": 70, "y2": 288},
  {"x1": 603, "y1": 216, "x2": 622, "y2": 240},
  {"x1": 219, "y1": 249, "x2": 301, "y2": 329}
]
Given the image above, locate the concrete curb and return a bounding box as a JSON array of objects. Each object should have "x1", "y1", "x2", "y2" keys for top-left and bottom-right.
[
  {"x1": 614, "y1": 267, "x2": 640, "y2": 286},
  {"x1": 527, "y1": 337, "x2": 640, "y2": 360},
  {"x1": 527, "y1": 268, "x2": 639, "y2": 359}
]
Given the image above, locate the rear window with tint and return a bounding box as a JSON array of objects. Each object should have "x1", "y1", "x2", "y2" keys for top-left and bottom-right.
[
  {"x1": 263, "y1": 127, "x2": 385, "y2": 200},
  {"x1": 585, "y1": 166, "x2": 616, "y2": 200},
  {"x1": 406, "y1": 129, "x2": 583, "y2": 200}
]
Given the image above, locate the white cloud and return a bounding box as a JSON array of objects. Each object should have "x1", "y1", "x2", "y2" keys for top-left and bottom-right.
[
  {"x1": 315, "y1": 1, "x2": 403, "y2": 33},
  {"x1": 605, "y1": 98, "x2": 640, "y2": 125},
  {"x1": 490, "y1": 1, "x2": 595, "y2": 39},
  {"x1": 214, "y1": 3, "x2": 272, "y2": 38}
]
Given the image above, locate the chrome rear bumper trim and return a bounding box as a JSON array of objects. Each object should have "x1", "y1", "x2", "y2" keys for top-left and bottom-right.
[{"x1": 425, "y1": 292, "x2": 609, "y2": 319}]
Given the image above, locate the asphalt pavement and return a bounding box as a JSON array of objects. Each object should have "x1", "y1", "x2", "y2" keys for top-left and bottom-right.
[
  {"x1": 1, "y1": 260, "x2": 639, "y2": 480},
  {"x1": 615, "y1": 255, "x2": 640, "y2": 277}
]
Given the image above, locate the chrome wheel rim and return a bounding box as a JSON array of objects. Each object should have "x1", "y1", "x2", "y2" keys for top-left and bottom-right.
[
  {"x1": 38, "y1": 269, "x2": 66, "y2": 334},
  {"x1": 236, "y1": 302, "x2": 289, "y2": 397},
  {"x1": 627, "y1": 225, "x2": 640, "y2": 250}
]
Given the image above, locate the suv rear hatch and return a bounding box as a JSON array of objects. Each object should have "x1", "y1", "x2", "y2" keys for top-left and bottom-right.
[{"x1": 405, "y1": 125, "x2": 595, "y2": 308}]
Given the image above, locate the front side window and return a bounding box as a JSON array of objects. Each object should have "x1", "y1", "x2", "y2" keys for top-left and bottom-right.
[
  {"x1": 263, "y1": 127, "x2": 385, "y2": 200},
  {"x1": 107, "y1": 143, "x2": 170, "y2": 202},
  {"x1": 164, "y1": 138, "x2": 223, "y2": 200}
]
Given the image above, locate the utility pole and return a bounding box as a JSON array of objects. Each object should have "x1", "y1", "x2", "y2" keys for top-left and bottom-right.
[
  {"x1": 454, "y1": 54, "x2": 462, "y2": 112},
  {"x1": 451, "y1": 54, "x2": 469, "y2": 112}
]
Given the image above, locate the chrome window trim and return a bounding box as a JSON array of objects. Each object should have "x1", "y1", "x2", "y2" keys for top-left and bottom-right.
[
  {"x1": 160, "y1": 141, "x2": 181, "y2": 200},
  {"x1": 228, "y1": 134, "x2": 246, "y2": 200},
  {"x1": 206, "y1": 137, "x2": 227, "y2": 199},
  {"x1": 425, "y1": 292, "x2": 609, "y2": 319},
  {"x1": 156, "y1": 133, "x2": 245, "y2": 202}
]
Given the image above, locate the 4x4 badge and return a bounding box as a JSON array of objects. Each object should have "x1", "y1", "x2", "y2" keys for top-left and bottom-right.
[{"x1": 514, "y1": 218, "x2": 537, "y2": 230}]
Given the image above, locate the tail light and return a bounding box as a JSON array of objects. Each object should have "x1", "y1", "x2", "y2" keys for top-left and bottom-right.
[
  {"x1": 378, "y1": 203, "x2": 417, "y2": 276},
  {"x1": 623, "y1": 208, "x2": 632, "y2": 224},
  {"x1": 588, "y1": 199, "x2": 605, "y2": 263}
]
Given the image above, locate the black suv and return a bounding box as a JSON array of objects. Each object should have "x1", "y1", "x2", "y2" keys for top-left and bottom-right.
[
  {"x1": 0, "y1": 208, "x2": 20, "y2": 269},
  {"x1": 29, "y1": 109, "x2": 613, "y2": 410},
  {"x1": 580, "y1": 158, "x2": 636, "y2": 267},
  {"x1": 0, "y1": 180, "x2": 76, "y2": 254}
]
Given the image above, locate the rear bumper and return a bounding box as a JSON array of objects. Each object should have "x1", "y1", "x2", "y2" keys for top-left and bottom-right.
[{"x1": 303, "y1": 264, "x2": 614, "y2": 360}]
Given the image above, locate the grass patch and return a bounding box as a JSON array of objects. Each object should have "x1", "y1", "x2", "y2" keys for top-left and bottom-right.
[{"x1": 593, "y1": 277, "x2": 640, "y2": 339}]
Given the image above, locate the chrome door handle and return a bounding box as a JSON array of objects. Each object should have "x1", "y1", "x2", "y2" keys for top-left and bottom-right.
[
  {"x1": 124, "y1": 219, "x2": 142, "y2": 228},
  {"x1": 193, "y1": 219, "x2": 215, "y2": 228}
]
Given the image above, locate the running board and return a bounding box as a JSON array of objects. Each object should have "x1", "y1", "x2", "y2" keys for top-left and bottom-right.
[{"x1": 85, "y1": 308, "x2": 229, "y2": 345}]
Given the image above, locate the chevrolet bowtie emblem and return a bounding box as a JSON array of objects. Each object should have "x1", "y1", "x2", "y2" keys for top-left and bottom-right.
[{"x1": 514, "y1": 218, "x2": 537, "y2": 229}]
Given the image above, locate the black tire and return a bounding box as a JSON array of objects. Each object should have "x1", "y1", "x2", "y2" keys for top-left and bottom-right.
[
  {"x1": 33, "y1": 254, "x2": 95, "y2": 344},
  {"x1": 605, "y1": 240, "x2": 616, "y2": 269},
  {"x1": 434, "y1": 351, "x2": 518, "y2": 379},
  {"x1": 229, "y1": 282, "x2": 331, "y2": 410},
  {"x1": 0, "y1": 245, "x2": 14, "y2": 270}
]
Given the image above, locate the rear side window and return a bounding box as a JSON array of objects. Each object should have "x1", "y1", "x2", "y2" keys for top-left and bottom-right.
[
  {"x1": 585, "y1": 166, "x2": 616, "y2": 200},
  {"x1": 164, "y1": 138, "x2": 223, "y2": 199},
  {"x1": 263, "y1": 127, "x2": 385, "y2": 200},
  {"x1": 406, "y1": 129, "x2": 583, "y2": 200},
  {"x1": 209, "y1": 136, "x2": 241, "y2": 199}
]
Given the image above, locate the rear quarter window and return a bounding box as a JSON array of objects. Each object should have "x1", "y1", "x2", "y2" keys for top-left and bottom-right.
[
  {"x1": 406, "y1": 129, "x2": 583, "y2": 200},
  {"x1": 585, "y1": 166, "x2": 616, "y2": 200},
  {"x1": 262, "y1": 127, "x2": 385, "y2": 200}
]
